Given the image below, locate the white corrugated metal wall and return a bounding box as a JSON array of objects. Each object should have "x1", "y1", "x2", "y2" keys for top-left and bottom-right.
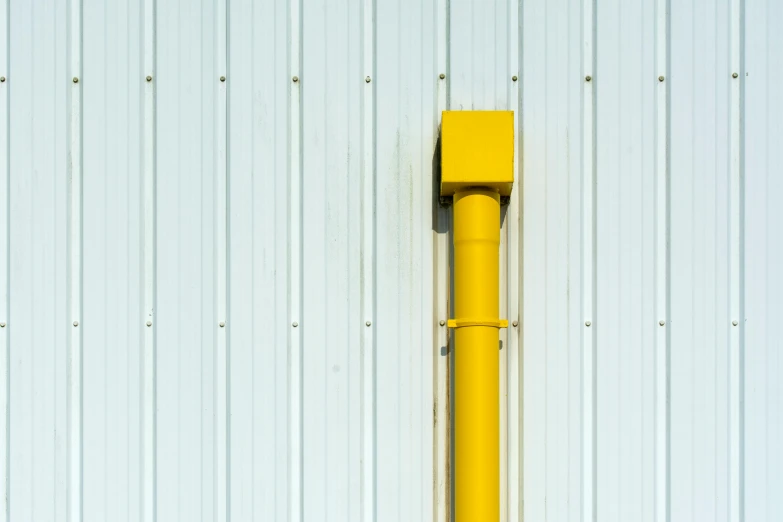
[{"x1": 0, "y1": 0, "x2": 781, "y2": 520}]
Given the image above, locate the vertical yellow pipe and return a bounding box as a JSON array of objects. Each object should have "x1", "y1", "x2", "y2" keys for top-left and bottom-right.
[
  {"x1": 440, "y1": 109, "x2": 512, "y2": 521},
  {"x1": 453, "y1": 188, "x2": 501, "y2": 522}
]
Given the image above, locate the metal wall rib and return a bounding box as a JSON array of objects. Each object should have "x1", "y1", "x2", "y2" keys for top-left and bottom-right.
[
  {"x1": 669, "y1": 2, "x2": 732, "y2": 520},
  {"x1": 81, "y1": 1, "x2": 143, "y2": 521},
  {"x1": 595, "y1": 0, "x2": 656, "y2": 519},
  {"x1": 374, "y1": 0, "x2": 436, "y2": 518},
  {"x1": 4, "y1": 0, "x2": 783, "y2": 520},
  {"x1": 228, "y1": 0, "x2": 291, "y2": 519},
  {"x1": 0, "y1": 0, "x2": 9, "y2": 517},
  {"x1": 300, "y1": 0, "x2": 362, "y2": 518},
  {"x1": 434, "y1": 0, "x2": 451, "y2": 520},
  {"x1": 744, "y1": 1, "x2": 782, "y2": 521},
  {"x1": 9, "y1": 2, "x2": 68, "y2": 520},
  {"x1": 521, "y1": 0, "x2": 587, "y2": 520},
  {"x1": 141, "y1": 0, "x2": 156, "y2": 520},
  {"x1": 154, "y1": 0, "x2": 218, "y2": 518}
]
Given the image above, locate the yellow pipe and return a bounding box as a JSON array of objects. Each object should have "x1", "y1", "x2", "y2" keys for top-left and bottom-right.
[
  {"x1": 440, "y1": 110, "x2": 512, "y2": 521},
  {"x1": 452, "y1": 188, "x2": 502, "y2": 522}
]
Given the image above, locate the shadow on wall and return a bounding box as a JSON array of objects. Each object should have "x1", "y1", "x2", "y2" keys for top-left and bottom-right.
[
  {"x1": 432, "y1": 133, "x2": 451, "y2": 359},
  {"x1": 432, "y1": 135, "x2": 449, "y2": 235}
]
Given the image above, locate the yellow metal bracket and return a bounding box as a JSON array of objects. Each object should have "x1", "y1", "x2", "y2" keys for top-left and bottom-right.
[
  {"x1": 447, "y1": 318, "x2": 509, "y2": 329},
  {"x1": 440, "y1": 110, "x2": 514, "y2": 197}
]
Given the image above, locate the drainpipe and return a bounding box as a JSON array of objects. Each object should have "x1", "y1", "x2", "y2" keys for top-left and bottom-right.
[{"x1": 440, "y1": 111, "x2": 514, "y2": 522}]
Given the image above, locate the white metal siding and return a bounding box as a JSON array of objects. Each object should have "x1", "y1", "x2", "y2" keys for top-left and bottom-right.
[{"x1": 1, "y1": 0, "x2": 782, "y2": 521}]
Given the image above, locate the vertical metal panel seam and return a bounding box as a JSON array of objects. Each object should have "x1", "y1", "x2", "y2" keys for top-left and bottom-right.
[
  {"x1": 654, "y1": 0, "x2": 671, "y2": 519},
  {"x1": 67, "y1": 0, "x2": 84, "y2": 518},
  {"x1": 506, "y1": 0, "x2": 521, "y2": 518},
  {"x1": 360, "y1": 0, "x2": 376, "y2": 517},
  {"x1": 581, "y1": 0, "x2": 597, "y2": 519},
  {"x1": 498, "y1": 1, "x2": 515, "y2": 509},
  {"x1": 287, "y1": 0, "x2": 303, "y2": 517},
  {"x1": 0, "y1": 0, "x2": 8, "y2": 516},
  {"x1": 434, "y1": 0, "x2": 450, "y2": 518},
  {"x1": 142, "y1": 0, "x2": 157, "y2": 518},
  {"x1": 729, "y1": 0, "x2": 745, "y2": 518},
  {"x1": 215, "y1": 0, "x2": 229, "y2": 519},
  {"x1": 499, "y1": 40, "x2": 510, "y2": 516}
]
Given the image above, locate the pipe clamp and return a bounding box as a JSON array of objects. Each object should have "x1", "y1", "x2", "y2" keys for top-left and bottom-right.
[{"x1": 447, "y1": 318, "x2": 509, "y2": 329}]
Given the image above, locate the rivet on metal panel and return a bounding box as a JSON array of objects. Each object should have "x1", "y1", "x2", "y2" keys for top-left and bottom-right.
[
  {"x1": 220, "y1": 76, "x2": 226, "y2": 82},
  {"x1": 659, "y1": 320, "x2": 665, "y2": 326},
  {"x1": 365, "y1": 76, "x2": 372, "y2": 83},
  {"x1": 439, "y1": 320, "x2": 446, "y2": 327},
  {"x1": 292, "y1": 76, "x2": 299, "y2": 83},
  {"x1": 585, "y1": 321, "x2": 592, "y2": 327},
  {"x1": 658, "y1": 75, "x2": 665, "y2": 82},
  {"x1": 366, "y1": 321, "x2": 372, "y2": 327},
  {"x1": 73, "y1": 77, "x2": 79, "y2": 83},
  {"x1": 0, "y1": 77, "x2": 5, "y2": 83},
  {"x1": 439, "y1": 73, "x2": 446, "y2": 79},
  {"x1": 732, "y1": 72, "x2": 739, "y2": 78},
  {"x1": 512, "y1": 320, "x2": 519, "y2": 327},
  {"x1": 292, "y1": 321, "x2": 299, "y2": 327},
  {"x1": 73, "y1": 321, "x2": 79, "y2": 327},
  {"x1": 146, "y1": 320, "x2": 152, "y2": 327},
  {"x1": 732, "y1": 320, "x2": 738, "y2": 326},
  {"x1": 146, "y1": 75, "x2": 152, "y2": 82},
  {"x1": 219, "y1": 321, "x2": 226, "y2": 327},
  {"x1": 512, "y1": 75, "x2": 518, "y2": 82},
  {"x1": 0, "y1": 322, "x2": 5, "y2": 328},
  {"x1": 585, "y1": 75, "x2": 592, "y2": 82}
]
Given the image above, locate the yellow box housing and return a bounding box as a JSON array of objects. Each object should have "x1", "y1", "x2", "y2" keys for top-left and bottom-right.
[{"x1": 440, "y1": 110, "x2": 514, "y2": 197}]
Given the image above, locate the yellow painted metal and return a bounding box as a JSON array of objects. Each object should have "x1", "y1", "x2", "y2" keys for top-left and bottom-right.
[
  {"x1": 440, "y1": 111, "x2": 514, "y2": 196},
  {"x1": 441, "y1": 109, "x2": 512, "y2": 521},
  {"x1": 452, "y1": 188, "x2": 502, "y2": 522}
]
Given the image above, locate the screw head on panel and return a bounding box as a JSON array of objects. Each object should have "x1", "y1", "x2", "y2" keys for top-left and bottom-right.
[
  {"x1": 146, "y1": 320, "x2": 152, "y2": 327},
  {"x1": 0, "y1": 322, "x2": 6, "y2": 328},
  {"x1": 512, "y1": 75, "x2": 518, "y2": 82},
  {"x1": 73, "y1": 77, "x2": 79, "y2": 83},
  {"x1": 585, "y1": 321, "x2": 592, "y2": 327},
  {"x1": 439, "y1": 320, "x2": 446, "y2": 326},
  {"x1": 73, "y1": 321, "x2": 79, "y2": 327},
  {"x1": 659, "y1": 320, "x2": 665, "y2": 326},
  {"x1": 732, "y1": 320, "x2": 738, "y2": 326},
  {"x1": 220, "y1": 76, "x2": 226, "y2": 82},
  {"x1": 366, "y1": 321, "x2": 372, "y2": 327},
  {"x1": 512, "y1": 320, "x2": 519, "y2": 327},
  {"x1": 585, "y1": 75, "x2": 592, "y2": 82},
  {"x1": 292, "y1": 76, "x2": 299, "y2": 83},
  {"x1": 439, "y1": 73, "x2": 446, "y2": 79},
  {"x1": 146, "y1": 75, "x2": 152, "y2": 82},
  {"x1": 732, "y1": 72, "x2": 739, "y2": 78},
  {"x1": 365, "y1": 76, "x2": 372, "y2": 83},
  {"x1": 292, "y1": 321, "x2": 299, "y2": 327},
  {"x1": 0, "y1": 77, "x2": 5, "y2": 83},
  {"x1": 219, "y1": 321, "x2": 226, "y2": 327},
  {"x1": 658, "y1": 75, "x2": 665, "y2": 82}
]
